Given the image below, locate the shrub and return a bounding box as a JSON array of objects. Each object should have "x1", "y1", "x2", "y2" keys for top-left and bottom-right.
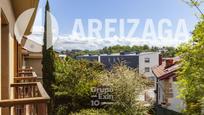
[
  {"x1": 98, "y1": 64, "x2": 153, "y2": 115},
  {"x1": 70, "y1": 109, "x2": 110, "y2": 115},
  {"x1": 53, "y1": 57, "x2": 103, "y2": 113},
  {"x1": 54, "y1": 58, "x2": 153, "y2": 114}
]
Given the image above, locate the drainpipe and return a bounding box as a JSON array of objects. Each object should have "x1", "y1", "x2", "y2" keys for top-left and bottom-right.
[
  {"x1": 152, "y1": 72, "x2": 159, "y2": 106},
  {"x1": 155, "y1": 77, "x2": 159, "y2": 105}
]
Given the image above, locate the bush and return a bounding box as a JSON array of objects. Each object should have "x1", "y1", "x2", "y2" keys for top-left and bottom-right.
[
  {"x1": 98, "y1": 64, "x2": 153, "y2": 115},
  {"x1": 70, "y1": 109, "x2": 110, "y2": 115},
  {"x1": 56, "y1": 105, "x2": 69, "y2": 115},
  {"x1": 177, "y1": 20, "x2": 204, "y2": 114},
  {"x1": 54, "y1": 58, "x2": 153, "y2": 114},
  {"x1": 53, "y1": 57, "x2": 103, "y2": 113}
]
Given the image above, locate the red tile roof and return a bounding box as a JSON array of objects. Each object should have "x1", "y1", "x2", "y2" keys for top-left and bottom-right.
[{"x1": 152, "y1": 58, "x2": 180, "y2": 80}]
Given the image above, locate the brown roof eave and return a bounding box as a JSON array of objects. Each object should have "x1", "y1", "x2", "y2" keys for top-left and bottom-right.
[
  {"x1": 11, "y1": 0, "x2": 39, "y2": 35},
  {"x1": 159, "y1": 71, "x2": 177, "y2": 80}
]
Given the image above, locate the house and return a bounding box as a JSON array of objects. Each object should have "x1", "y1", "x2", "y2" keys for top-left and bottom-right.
[
  {"x1": 152, "y1": 57, "x2": 185, "y2": 113},
  {"x1": 77, "y1": 54, "x2": 99, "y2": 62},
  {"x1": 77, "y1": 52, "x2": 161, "y2": 81},
  {"x1": 0, "y1": 0, "x2": 50, "y2": 115},
  {"x1": 139, "y1": 52, "x2": 161, "y2": 82}
]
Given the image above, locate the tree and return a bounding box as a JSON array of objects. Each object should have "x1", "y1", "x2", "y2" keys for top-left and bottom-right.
[
  {"x1": 182, "y1": 0, "x2": 204, "y2": 16},
  {"x1": 160, "y1": 47, "x2": 177, "y2": 57},
  {"x1": 53, "y1": 57, "x2": 153, "y2": 114},
  {"x1": 53, "y1": 57, "x2": 103, "y2": 114},
  {"x1": 177, "y1": 1, "x2": 204, "y2": 114},
  {"x1": 42, "y1": 0, "x2": 56, "y2": 114},
  {"x1": 98, "y1": 64, "x2": 153, "y2": 114},
  {"x1": 65, "y1": 45, "x2": 177, "y2": 58},
  {"x1": 70, "y1": 109, "x2": 110, "y2": 115},
  {"x1": 177, "y1": 20, "x2": 204, "y2": 114}
]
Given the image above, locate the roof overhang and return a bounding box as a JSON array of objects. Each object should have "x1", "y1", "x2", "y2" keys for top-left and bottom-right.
[
  {"x1": 159, "y1": 71, "x2": 177, "y2": 80},
  {"x1": 152, "y1": 63, "x2": 180, "y2": 80},
  {"x1": 11, "y1": 0, "x2": 39, "y2": 35}
]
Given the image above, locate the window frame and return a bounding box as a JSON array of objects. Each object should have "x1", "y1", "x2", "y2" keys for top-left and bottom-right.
[
  {"x1": 144, "y1": 57, "x2": 150, "y2": 63},
  {"x1": 144, "y1": 67, "x2": 150, "y2": 72}
]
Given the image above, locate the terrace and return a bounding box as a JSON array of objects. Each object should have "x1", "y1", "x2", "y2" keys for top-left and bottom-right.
[{"x1": 0, "y1": 67, "x2": 50, "y2": 115}]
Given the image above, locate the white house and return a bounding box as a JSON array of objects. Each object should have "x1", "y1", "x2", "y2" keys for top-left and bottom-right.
[
  {"x1": 152, "y1": 58, "x2": 185, "y2": 113},
  {"x1": 139, "y1": 52, "x2": 161, "y2": 82}
]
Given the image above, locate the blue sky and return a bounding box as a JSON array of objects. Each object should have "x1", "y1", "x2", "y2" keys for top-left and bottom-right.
[
  {"x1": 34, "y1": 0, "x2": 201, "y2": 50},
  {"x1": 39, "y1": 0, "x2": 199, "y2": 34}
]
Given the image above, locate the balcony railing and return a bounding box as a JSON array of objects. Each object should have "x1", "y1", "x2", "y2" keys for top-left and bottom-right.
[
  {"x1": 18, "y1": 67, "x2": 33, "y2": 73},
  {"x1": 0, "y1": 68, "x2": 50, "y2": 115},
  {"x1": 15, "y1": 71, "x2": 39, "y2": 83}
]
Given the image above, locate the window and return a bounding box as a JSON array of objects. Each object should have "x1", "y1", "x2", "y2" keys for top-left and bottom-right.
[
  {"x1": 148, "y1": 76, "x2": 155, "y2": 81},
  {"x1": 108, "y1": 58, "x2": 111, "y2": 62},
  {"x1": 117, "y1": 57, "x2": 120, "y2": 62},
  {"x1": 113, "y1": 58, "x2": 116, "y2": 63},
  {"x1": 145, "y1": 67, "x2": 150, "y2": 72},
  {"x1": 145, "y1": 58, "x2": 150, "y2": 63}
]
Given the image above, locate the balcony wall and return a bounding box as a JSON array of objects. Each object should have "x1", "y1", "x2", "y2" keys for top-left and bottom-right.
[
  {"x1": 0, "y1": 0, "x2": 39, "y2": 114},
  {"x1": 0, "y1": 82, "x2": 50, "y2": 115},
  {"x1": 0, "y1": 68, "x2": 50, "y2": 115},
  {"x1": 0, "y1": 4, "x2": 16, "y2": 114}
]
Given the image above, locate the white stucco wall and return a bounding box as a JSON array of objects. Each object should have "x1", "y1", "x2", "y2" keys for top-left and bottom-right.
[
  {"x1": 167, "y1": 78, "x2": 185, "y2": 112},
  {"x1": 158, "y1": 80, "x2": 164, "y2": 104},
  {"x1": 139, "y1": 52, "x2": 160, "y2": 81},
  {"x1": 139, "y1": 52, "x2": 160, "y2": 104},
  {"x1": 158, "y1": 78, "x2": 185, "y2": 113}
]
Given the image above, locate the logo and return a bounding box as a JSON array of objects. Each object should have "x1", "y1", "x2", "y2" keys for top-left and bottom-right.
[{"x1": 14, "y1": 8, "x2": 59, "y2": 52}]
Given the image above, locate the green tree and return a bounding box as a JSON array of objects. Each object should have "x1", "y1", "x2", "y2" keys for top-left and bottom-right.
[
  {"x1": 177, "y1": 0, "x2": 204, "y2": 114},
  {"x1": 65, "y1": 45, "x2": 177, "y2": 58},
  {"x1": 53, "y1": 57, "x2": 103, "y2": 114},
  {"x1": 42, "y1": 0, "x2": 56, "y2": 114},
  {"x1": 98, "y1": 64, "x2": 153, "y2": 115},
  {"x1": 70, "y1": 109, "x2": 110, "y2": 115},
  {"x1": 161, "y1": 47, "x2": 177, "y2": 57},
  {"x1": 177, "y1": 20, "x2": 204, "y2": 114}
]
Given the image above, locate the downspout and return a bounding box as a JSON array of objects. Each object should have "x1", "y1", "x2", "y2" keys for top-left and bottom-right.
[
  {"x1": 152, "y1": 71, "x2": 159, "y2": 106},
  {"x1": 156, "y1": 77, "x2": 159, "y2": 105}
]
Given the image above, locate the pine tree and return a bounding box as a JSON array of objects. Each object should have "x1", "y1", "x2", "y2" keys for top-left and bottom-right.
[{"x1": 42, "y1": 0, "x2": 56, "y2": 114}]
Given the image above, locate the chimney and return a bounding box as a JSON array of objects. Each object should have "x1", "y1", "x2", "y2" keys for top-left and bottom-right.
[
  {"x1": 159, "y1": 54, "x2": 162, "y2": 65},
  {"x1": 165, "y1": 59, "x2": 174, "y2": 68}
]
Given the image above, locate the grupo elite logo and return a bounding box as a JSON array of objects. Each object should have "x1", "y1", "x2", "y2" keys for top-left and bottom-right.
[{"x1": 14, "y1": 8, "x2": 59, "y2": 52}]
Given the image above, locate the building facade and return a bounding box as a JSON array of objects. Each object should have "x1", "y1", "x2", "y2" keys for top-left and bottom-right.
[
  {"x1": 24, "y1": 51, "x2": 43, "y2": 77},
  {"x1": 139, "y1": 52, "x2": 161, "y2": 81},
  {"x1": 100, "y1": 54, "x2": 139, "y2": 69},
  {"x1": 0, "y1": 0, "x2": 49, "y2": 115},
  {"x1": 152, "y1": 58, "x2": 185, "y2": 113},
  {"x1": 77, "y1": 52, "x2": 161, "y2": 80},
  {"x1": 77, "y1": 54, "x2": 98, "y2": 61}
]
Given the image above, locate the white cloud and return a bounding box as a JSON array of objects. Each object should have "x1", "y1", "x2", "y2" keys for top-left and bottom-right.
[
  {"x1": 25, "y1": 26, "x2": 190, "y2": 51},
  {"x1": 53, "y1": 34, "x2": 190, "y2": 51}
]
